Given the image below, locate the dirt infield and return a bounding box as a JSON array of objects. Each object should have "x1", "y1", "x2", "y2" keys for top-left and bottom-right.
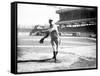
[{"x1": 17, "y1": 36, "x2": 96, "y2": 72}]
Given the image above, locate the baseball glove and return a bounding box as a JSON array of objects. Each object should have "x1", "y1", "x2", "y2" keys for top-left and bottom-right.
[{"x1": 39, "y1": 38, "x2": 44, "y2": 44}]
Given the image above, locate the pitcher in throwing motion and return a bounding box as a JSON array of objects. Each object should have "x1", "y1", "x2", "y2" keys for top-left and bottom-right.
[{"x1": 39, "y1": 19, "x2": 60, "y2": 62}]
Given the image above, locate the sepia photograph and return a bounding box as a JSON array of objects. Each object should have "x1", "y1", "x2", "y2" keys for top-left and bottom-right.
[{"x1": 16, "y1": 2, "x2": 97, "y2": 73}]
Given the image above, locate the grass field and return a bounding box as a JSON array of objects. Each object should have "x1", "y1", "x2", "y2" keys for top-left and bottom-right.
[{"x1": 17, "y1": 35, "x2": 96, "y2": 73}]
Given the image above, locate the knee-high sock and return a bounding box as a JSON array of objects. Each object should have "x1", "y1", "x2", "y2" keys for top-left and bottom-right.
[{"x1": 53, "y1": 51, "x2": 56, "y2": 59}]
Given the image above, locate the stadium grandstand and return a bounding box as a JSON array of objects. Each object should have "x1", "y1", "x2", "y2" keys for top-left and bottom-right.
[{"x1": 55, "y1": 7, "x2": 97, "y2": 37}]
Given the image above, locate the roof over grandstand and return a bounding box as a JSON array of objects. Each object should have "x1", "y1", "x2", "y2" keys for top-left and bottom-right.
[
  {"x1": 55, "y1": 18, "x2": 96, "y2": 25},
  {"x1": 56, "y1": 7, "x2": 96, "y2": 14},
  {"x1": 55, "y1": 7, "x2": 97, "y2": 25}
]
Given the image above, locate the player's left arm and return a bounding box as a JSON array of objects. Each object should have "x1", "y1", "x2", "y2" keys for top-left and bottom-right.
[
  {"x1": 55, "y1": 25, "x2": 61, "y2": 45},
  {"x1": 39, "y1": 30, "x2": 50, "y2": 44},
  {"x1": 55, "y1": 25, "x2": 60, "y2": 38}
]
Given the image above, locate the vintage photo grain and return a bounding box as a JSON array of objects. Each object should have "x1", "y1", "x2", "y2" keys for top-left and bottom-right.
[{"x1": 11, "y1": 2, "x2": 97, "y2": 73}]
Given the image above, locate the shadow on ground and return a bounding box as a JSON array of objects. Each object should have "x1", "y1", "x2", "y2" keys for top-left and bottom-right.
[{"x1": 17, "y1": 58, "x2": 60, "y2": 63}]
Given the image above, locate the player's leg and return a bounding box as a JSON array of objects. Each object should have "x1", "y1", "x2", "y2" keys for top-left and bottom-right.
[
  {"x1": 55, "y1": 38, "x2": 59, "y2": 59},
  {"x1": 51, "y1": 39, "x2": 56, "y2": 60},
  {"x1": 52, "y1": 39, "x2": 59, "y2": 62}
]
